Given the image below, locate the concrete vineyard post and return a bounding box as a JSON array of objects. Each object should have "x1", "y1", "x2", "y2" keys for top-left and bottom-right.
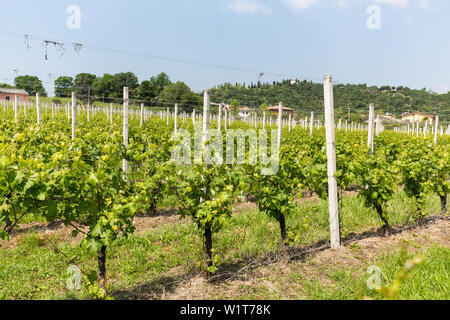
[
  {"x1": 263, "y1": 111, "x2": 266, "y2": 130},
  {"x1": 310, "y1": 112, "x2": 314, "y2": 136},
  {"x1": 14, "y1": 96, "x2": 18, "y2": 122},
  {"x1": 288, "y1": 113, "x2": 292, "y2": 132},
  {"x1": 202, "y1": 91, "x2": 210, "y2": 149},
  {"x1": 323, "y1": 75, "x2": 340, "y2": 249},
  {"x1": 140, "y1": 103, "x2": 144, "y2": 127},
  {"x1": 71, "y1": 93, "x2": 77, "y2": 141},
  {"x1": 174, "y1": 104, "x2": 178, "y2": 134},
  {"x1": 277, "y1": 102, "x2": 283, "y2": 149},
  {"x1": 36, "y1": 93, "x2": 41, "y2": 127},
  {"x1": 434, "y1": 116, "x2": 439, "y2": 144},
  {"x1": 224, "y1": 110, "x2": 227, "y2": 131},
  {"x1": 375, "y1": 115, "x2": 380, "y2": 136},
  {"x1": 218, "y1": 103, "x2": 222, "y2": 133},
  {"x1": 367, "y1": 104, "x2": 375, "y2": 154},
  {"x1": 123, "y1": 87, "x2": 129, "y2": 176}
]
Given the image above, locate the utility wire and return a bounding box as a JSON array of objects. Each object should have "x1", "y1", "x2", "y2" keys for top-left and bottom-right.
[{"x1": 0, "y1": 29, "x2": 320, "y2": 82}]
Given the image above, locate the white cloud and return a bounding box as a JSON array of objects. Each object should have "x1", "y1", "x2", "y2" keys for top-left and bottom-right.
[
  {"x1": 368, "y1": 0, "x2": 435, "y2": 9},
  {"x1": 371, "y1": 0, "x2": 411, "y2": 8},
  {"x1": 226, "y1": 0, "x2": 272, "y2": 15},
  {"x1": 332, "y1": 0, "x2": 349, "y2": 9},
  {"x1": 225, "y1": 0, "x2": 436, "y2": 14},
  {"x1": 283, "y1": 0, "x2": 319, "y2": 9},
  {"x1": 419, "y1": 0, "x2": 434, "y2": 10}
]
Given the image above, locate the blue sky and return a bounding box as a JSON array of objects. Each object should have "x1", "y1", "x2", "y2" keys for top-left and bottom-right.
[{"x1": 0, "y1": 0, "x2": 449, "y2": 96}]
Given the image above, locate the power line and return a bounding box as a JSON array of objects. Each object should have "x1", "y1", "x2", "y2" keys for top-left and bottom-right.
[{"x1": 0, "y1": 29, "x2": 321, "y2": 82}]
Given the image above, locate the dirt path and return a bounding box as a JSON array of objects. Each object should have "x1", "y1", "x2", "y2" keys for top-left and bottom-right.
[{"x1": 116, "y1": 216, "x2": 449, "y2": 300}]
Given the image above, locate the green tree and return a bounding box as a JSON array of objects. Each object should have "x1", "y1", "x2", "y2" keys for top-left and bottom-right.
[
  {"x1": 159, "y1": 81, "x2": 200, "y2": 112},
  {"x1": 112, "y1": 72, "x2": 139, "y2": 98},
  {"x1": 74, "y1": 73, "x2": 96, "y2": 103},
  {"x1": 54, "y1": 76, "x2": 74, "y2": 97},
  {"x1": 138, "y1": 72, "x2": 171, "y2": 101},
  {"x1": 14, "y1": 75, "x2": 47, "y2": 96},
  {"x1": 92, "y1": 74, "x2": 115, "y2": 100},
  {"x1": 0, "y1": 83, "x2": 13, "y2": 89}
]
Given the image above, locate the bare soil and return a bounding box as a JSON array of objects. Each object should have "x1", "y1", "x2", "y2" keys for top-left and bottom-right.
[{"x1": 113, "y1": 216, "x2": 450, "y2": 300}]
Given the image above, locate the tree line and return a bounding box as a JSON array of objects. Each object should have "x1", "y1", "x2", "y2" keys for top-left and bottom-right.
[
  {"x1": 210, "y1": 80, "x2": 450, "y2": 123},
  {"x1": 54, "y1": 72, "x2": 201, "y2": 112},
  {"x1": 1, "y1": 73, "x2": 201, "y2": 112},
  {"x1": 2, "y1": 74, "x2": 449, "y2": 123}
]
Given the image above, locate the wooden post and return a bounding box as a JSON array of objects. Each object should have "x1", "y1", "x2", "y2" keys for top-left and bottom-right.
[
  {"x1": 434, "y1": 116, "x2": 439, "y2": 144},
  {"x1": 71, "y1": 92, "x2": 77, "y2": 141},
  {"x1": 277, "y1": 102, "x2": 283, "y2": 149},
  {"x1": 323, "y1": 75, "x2": 340, "y2": 249},
  {"x1": 123, "y1": 87, "x2": 129, "y2": 175}
]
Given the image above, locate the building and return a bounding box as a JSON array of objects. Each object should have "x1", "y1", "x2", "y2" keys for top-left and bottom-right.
[
  {"x1": 0, "y1": 88, "x2": 30, "y2": 103},
  {"x1": 238, "y1": 107, "x2": 255, "y2": 119},
  {"x1": 401, "y1": 111, "x2": 436, "y2": 125},
  {"x1": 266, "y1": 105, "x2": 295, "y2": 116}
]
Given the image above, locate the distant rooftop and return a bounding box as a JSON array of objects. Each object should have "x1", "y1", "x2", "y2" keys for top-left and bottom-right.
[
  {"x1": 239, "y1": 107, "x2": 254, "y2": 111},
  {"x1": 401, "y1": 111, "x2": 436, "y2": 117},
  {"x1": 267, "y1": 105, "x2": 295, "y2": 111},
  {"x1": 0, "y1": 88, "x2": 29, "y2": 95}
]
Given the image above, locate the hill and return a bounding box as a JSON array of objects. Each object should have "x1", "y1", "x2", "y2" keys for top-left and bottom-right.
[{"x1": 209, "y1": 80, "x2": 450, "y2": 124}]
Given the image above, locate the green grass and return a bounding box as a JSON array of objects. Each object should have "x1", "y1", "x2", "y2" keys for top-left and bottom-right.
[
  {"x1": 0, "y1": 190, "x2": 446, "y2": 300},
  {"x1": 298, "y1": 245, "x2": 450, "y2": 300}
]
